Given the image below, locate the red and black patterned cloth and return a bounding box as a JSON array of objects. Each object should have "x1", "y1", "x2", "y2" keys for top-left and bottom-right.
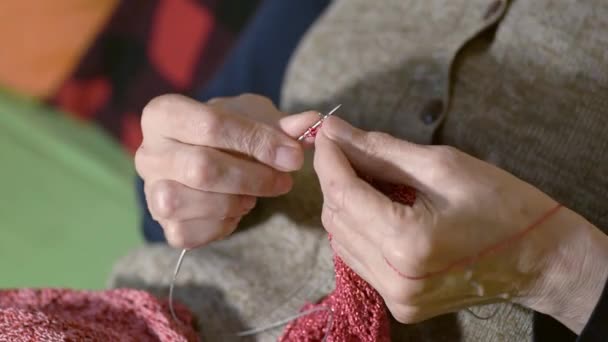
[{"x1": 50, "y1": 0, "x2": 259, "y2": 154}]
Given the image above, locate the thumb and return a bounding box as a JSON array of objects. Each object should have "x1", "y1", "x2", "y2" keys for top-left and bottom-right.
[
  {"x1": 278, "y1": 111, "x2": 322, "y2": 146},
  {"x1": 320, "y1": 116, "x2": 435, "y2": 191}
]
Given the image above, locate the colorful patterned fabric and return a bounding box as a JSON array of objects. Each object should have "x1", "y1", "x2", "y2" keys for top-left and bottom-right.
[
  {"x1": 51, "y1": 0, "x2": 259, "y2": 154},
  {"x1": 0, "y1": 0, "x2": 119, "y2": 98}
]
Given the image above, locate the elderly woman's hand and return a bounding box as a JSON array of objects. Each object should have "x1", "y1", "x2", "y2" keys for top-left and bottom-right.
[
  {"x1": 136, "y1": 93, "x2": 319, "y2": 248},
  {"x1": 313, "y1": 116, "x2": 608, "y2": 333}
]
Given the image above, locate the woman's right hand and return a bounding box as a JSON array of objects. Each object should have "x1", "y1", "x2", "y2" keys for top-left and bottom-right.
[{"x1": 136, "y1": 93, "x2": 319, "y2": 248}]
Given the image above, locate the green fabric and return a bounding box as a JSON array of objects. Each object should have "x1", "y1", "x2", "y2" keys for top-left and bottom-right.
[{"x1": 0, "y1": 90, "x2": 140, "y2": 289}]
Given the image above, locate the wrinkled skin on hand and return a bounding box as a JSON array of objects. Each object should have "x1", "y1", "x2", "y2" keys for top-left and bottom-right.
[
  {"x1": 313, "y1": 116, "x2": 608, "y2": 333},
  {"x1": 136, "y1": 93, "x2": 319, "y2": 248}
]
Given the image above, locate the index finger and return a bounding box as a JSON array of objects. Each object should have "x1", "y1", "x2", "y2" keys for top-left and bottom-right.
[
  {"x1": 142, "y1": 94, "x2": 303, "y2": 171},
  {"x1": 320, "y1": 117, "x2": 436, "y2": 192},
  {"x1": 314, "y1": 129, "x2": 413, "y2": 242}
]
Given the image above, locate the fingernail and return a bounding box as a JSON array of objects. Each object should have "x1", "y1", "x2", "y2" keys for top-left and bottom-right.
[
  {"x1": 242, "y1": 196, "x2": 256, "y2": 210},
  {"x1": 275, "y1": 146, "x2": 301, "y2": 170},
  {"x1": 274, "y1": 174, "x2": 293, "y2": 193},
  {"x1": 324, "y1": 117, "x2": 354, "y2": 141}
]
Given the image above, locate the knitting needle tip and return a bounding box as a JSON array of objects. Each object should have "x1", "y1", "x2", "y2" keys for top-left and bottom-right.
[
  {"x1": 325, "y1": 104, "x2": 342, "y2": 117},
  {"x1": 297, "y1": 104, "x2": 342, "y2": 141}
]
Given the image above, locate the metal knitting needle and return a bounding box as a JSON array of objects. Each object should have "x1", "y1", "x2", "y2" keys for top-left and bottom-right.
[
  {"x1": 168, "y1": 104, "x2": 341, "y2": 324},
  {"x1": 297, "y1": 104, "x2": 342, "y2": 141},
  {"x1": 169, "y1": 248, "x2": 188, "y2": 323},
  {"x1": 235, "y1": 305, "x2": 333, "y2": 340}
]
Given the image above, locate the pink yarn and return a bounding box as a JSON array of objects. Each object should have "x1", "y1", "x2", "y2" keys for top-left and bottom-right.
[
  {"x1": 0, "y1": 288, "x2": 198, "y2": 342},
  {"x1": 281, "y1": 180, "x2": 416, "y2": 342}
]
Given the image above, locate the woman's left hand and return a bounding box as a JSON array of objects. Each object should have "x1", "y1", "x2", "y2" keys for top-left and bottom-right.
[{"x1": 313, "y1": 116, "x2": 607, "y2": 332}]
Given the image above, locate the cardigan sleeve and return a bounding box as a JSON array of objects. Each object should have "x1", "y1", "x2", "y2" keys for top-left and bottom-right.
[
  {"x1": 578, "y1": 275, "x2": 608, "y2": 341},
  {"x1": 533, "y1": 273, "x2": 608, "y2": 341}
]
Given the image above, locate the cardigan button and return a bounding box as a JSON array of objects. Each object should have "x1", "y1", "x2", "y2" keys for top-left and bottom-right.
[{"x1": 420, "y1": 98, "x2": 444, "y2": 125}]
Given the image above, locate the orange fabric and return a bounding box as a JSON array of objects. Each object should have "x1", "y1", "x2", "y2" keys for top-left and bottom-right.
[{"x1": 0, "y1": 1, "x2": 118, "y2": 98}]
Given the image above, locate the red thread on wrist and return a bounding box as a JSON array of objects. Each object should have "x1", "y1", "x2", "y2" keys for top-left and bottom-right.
[{"x1": 385, "y1": 203, "x2": 563, "y2": 280}]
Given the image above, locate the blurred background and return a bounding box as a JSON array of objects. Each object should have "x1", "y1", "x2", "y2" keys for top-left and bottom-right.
[{"x1": 0, "y1": 0, "x2": 259, "y2": 289}]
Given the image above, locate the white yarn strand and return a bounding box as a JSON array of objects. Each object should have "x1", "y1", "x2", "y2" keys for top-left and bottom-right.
[{"x1": 235, "y1": 306, "x2": 333, "y2": 341}]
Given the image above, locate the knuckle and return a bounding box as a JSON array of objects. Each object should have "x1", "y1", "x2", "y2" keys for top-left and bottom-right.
[
  {"x1": 196, "y1": 104, "x2": 222, "y2": 137},
  {"x1": 250, "y1": 133, "x2": 276, "y2": 162},
  {"x1": 163, "y1": 222, "x2": 189, "y2": 249},
  {"x1": 133, "y1": 147, "x2": 148, "y2": 178},
  {"x1": 150, "y1": 181, "x2": 179, "y2": 219},
  {"x1": 412, "y1": 235, "x2": 435, "y2": 264},
  {"x1": 206, "y1": 96, "x2": 226, "y2": 105},
  {"x1": 363, "y1": 132, "x2": 391, "y2": 155},
  {"x1": 324, "y1": 179, "x2": 348, "y2": 211},
  {"x1": 183, "y1": 152, "x2": 217, "y2": 188},
  {"x1": 384, "y1": 282, "x2": 405, "y2": 303},
  {"x1": 238, "y1": 126, "x2": 277, "y2": 163},
  {"x1": 238, "y1": 93, "x2": 271, "y2": 106},
  {"x1": 384, "y1": 234, "x2": 434, "y2": 272},
  {"x1": 321, "y1": 206, "x2": 338, "y2": 231},
  {"x1": 382, "y1": 277, "x2": 415, "y2": 305},
  {"x1": 383, "y1": 240, "x2": 408, "y2": 265},
  {"x1": 423, "y1": 145, "x2": 461, "y2": 181},
  {"x1": 237, "y1": 93, "x2": 259, "y2": 102},
  {"x1": 143, "y1": 94, "x2": 223, "y2": 139},
  {"x1": 367, "y1": 131, "x2": 392, "y2": 143},
  {"x1": 389, "y1": 305, "x2": 423, "y2": 324},
  {"x1": 386, "y1": 203, "x2": 415, "y2": 229},
  {"x1": 142, "y1": 94, "x2": 179, "y2": 129},
  {"x1": 430, "y1": 145, "x2": 460, "y2": 166}
]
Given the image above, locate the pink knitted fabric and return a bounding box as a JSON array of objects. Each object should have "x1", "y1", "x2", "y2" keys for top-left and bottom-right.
[
  {"x1": 281, "y1": 180, "x2": 416, "y2": 342},
  {"x1": 0, "y1": 288, "x2": 198, "y2": 342}
]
